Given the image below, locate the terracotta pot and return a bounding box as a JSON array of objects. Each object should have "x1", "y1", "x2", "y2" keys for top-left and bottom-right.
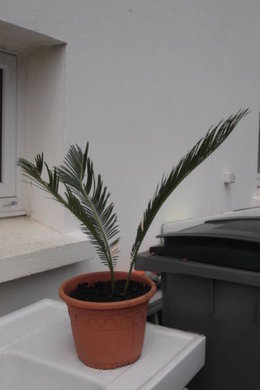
[{"x1": 59, "y1": 271, "x2": 156, "y2": 369}]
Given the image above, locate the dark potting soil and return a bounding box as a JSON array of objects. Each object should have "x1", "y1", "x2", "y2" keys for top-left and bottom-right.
[{"x1": 69, "y1": 280, "x2": 151, "y2": 302}]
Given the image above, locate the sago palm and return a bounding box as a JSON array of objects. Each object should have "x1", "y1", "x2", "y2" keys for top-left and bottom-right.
[{"x1": 17, "y1": 108, "x2": 249, "y2": 295}]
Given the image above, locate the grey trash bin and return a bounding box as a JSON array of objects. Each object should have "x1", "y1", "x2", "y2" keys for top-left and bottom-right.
[{"x1": 135, "y1": 217, "x2": 260, "y2": 390}]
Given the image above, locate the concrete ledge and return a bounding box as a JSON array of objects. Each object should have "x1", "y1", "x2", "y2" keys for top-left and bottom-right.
[{"x1": 0, "y1": 216, "x2": 95, "y2": 283}]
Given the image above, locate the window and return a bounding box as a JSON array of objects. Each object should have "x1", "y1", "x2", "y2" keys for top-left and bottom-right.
[
  {"x1": 0, "y1": 51, "x2": 17, "y2": 199},
  {"x1": 0, "y1": 24, "x2": 66, "y2": 223}
]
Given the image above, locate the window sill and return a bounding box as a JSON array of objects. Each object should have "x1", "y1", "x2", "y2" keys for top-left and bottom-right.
[{"x1": 0, "y1": 216, "x2": 95, "y2": 284}]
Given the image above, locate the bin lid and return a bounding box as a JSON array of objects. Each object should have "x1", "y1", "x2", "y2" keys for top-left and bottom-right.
[
  {"x1": 159, "y1": 217, "x2": 260, "y2": 243},
  {"x1": 151, "y1": 217, "x2": 260, "y2": 272}
]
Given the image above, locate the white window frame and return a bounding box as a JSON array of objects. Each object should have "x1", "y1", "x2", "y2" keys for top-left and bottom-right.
[{"x1": 0, "y1": 51, "x2": 17, "y2": 199}]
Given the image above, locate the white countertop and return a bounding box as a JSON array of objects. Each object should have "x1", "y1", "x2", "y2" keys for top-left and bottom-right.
[{"x1": 0, "y1": 299, "x2": 205, "y2": 390}]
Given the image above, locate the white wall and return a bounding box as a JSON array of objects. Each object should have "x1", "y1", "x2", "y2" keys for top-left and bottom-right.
[
  {"x1": 23, "y1": 46, "x2": 66, "y2": 231},
  {"x1": 0, "y1": 261, "x2": 90, "y2": 316},
  {"x1": 0, "y1": 0, "x2": 259, "y2": 270}
]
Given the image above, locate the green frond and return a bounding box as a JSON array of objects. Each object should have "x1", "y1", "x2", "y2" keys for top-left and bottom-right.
[
  {"x1": 35, "y1": 153, "x2": 44, "y2": 174},
  {"x1": 17, "y1": 144, "x2": 120, "y2": 290},
  {"x1": 57, "y1": 146, "x2": 120, "y2": 271},
  {"x1": 130, "y1": 108, "x2": 249, "y2": 264}
]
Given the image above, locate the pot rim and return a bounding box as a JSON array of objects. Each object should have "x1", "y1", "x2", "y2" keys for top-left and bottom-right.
[{"x1": 59, "y1": 271, "x2": 157, "y2": 310}]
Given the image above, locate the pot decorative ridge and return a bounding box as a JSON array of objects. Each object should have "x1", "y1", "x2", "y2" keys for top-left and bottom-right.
[{"x1": 59, "y1": 271, "x2": 156, "y2": 369}]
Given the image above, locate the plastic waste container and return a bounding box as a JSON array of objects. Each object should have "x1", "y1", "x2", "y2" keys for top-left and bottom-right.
[{"x1": 135, "y1": 217, "x2": 260, "y2": 390}]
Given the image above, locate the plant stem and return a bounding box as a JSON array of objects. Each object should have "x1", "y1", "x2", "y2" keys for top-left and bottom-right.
[{"x1": 123, "y1": 258, "x2": 136, "y2": 295}]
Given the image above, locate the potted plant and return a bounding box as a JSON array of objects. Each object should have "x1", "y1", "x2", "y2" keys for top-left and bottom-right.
[{"x1": 17, "y1": 109, "x2": 248, "y2": 369}]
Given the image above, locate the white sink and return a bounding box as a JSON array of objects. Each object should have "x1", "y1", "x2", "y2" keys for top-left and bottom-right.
[
  {"x1": 0, "y1": 299, "x2": 205, "y2": 390},
  {"x1": 0, "y1": 352, "x2": 102, "y2": 390}
]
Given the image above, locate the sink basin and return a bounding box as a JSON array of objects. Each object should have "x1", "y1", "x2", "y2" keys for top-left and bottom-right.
[
  {"x1": 0, "y1": 299, "x2": 205, "y2": 390},
  {"x1": 0, "y1": 352, "x2": 102, "y2": 390}
]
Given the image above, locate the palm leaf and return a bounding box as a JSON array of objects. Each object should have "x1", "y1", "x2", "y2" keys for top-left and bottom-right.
[
  {"x1": 17, "y1": 143, "x2": 120, "y2": 289},
  {"x1": 130, "y1": 108, "x2": 249, "y2": 265}
]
